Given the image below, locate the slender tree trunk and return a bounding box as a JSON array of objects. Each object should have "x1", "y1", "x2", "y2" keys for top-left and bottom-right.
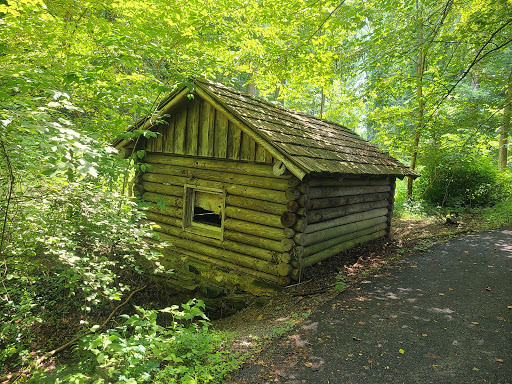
[
  {"x1": 320, "y1": 87, "x2": 325, "y2": 118},
  {"x1": 498, "y1": 68, "x2": 512, "y2": 169},
  {"x1": 407, "y1": 0, "x2": 424, "y2": 199},
  {"x1": 247, "y1": 70, "x2": 257, "y2": 96}
]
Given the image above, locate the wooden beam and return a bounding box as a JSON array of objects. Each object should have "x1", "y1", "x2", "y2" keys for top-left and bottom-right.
[{"x1": 194, "y1": 86, "x2": 307, "y2": 180}]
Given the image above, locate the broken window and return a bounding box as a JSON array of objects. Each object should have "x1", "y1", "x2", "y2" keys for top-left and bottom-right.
[{"x1": 183, "y1": 185, "x2": 225, "y2": 240}]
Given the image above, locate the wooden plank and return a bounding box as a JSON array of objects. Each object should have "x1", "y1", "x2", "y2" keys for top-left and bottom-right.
[
  {"x1": 186, "y1": 99, "x2": 199, "y2": 156},
  {"x1": 305, "y1": 207, "x2": 388, "y2": 235},
  {"x1": 198, "y1": 99, "x2": 213, "y2": 156},
  {"x1": 255, "y1": 143, "x2": 267, "y2": 163},
  {"x1": 240, "y1": 132, "x2": 256, "y2": 161},
  {"x1": 227, "y1": 121, "x2": 241, "y2": 160},
  {"x1": 163, "y1": 116, "x2": 175, "y2": 153},
  {"x1": 214, "y1": 110, "x2": 228, "y2": 158},
  {"x1": 174, "y1": 107, "x2": 187, "y2": 155},
  {"x1": 114, "y1": 87, "x2": 189, "y2": 150},
  {"x1": 154, "y1": 130, "x2": 163, "y2": 152}
]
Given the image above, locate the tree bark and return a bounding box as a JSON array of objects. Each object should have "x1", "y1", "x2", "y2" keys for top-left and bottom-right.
[
  {"x1": 408, "y1": 0, "x2": 425, "y2": 199},
  {"x1": 498, "y1": 68, "x2": 512, "y2": 169}
]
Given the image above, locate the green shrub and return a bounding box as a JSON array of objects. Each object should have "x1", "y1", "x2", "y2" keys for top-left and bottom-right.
[
  {"x1": 33, "y1": 301, "x2": 241, "y2": 384},
  {"x1": 0, "y1": 181, "x2": 162, "y2": 371},
  {"x1": 416, "y1": 161, "x2": 511, "y2": 208},
  {"x1": 481, "y1": 198, "x2": 512, "y2": 228}
]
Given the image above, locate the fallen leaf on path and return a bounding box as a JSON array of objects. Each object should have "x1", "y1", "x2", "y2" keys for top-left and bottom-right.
[
  {"x1": 304, "y1": 362, "x2": 313, "y2": 367},
  {"x1": 471, "y1": 322, "x2": 479, "y2": 325},
  {"x1": 422, "y1": 333, "x2": 428, "y2": 337},
  {"x1": 257, "y1": 315, "x2": 263, "y2": 321},
  {"x1": 486, "y1": 287, "x2": 492, "y2": 291},
  {"x1": 399, "y1": 349, "x2": 405, "y2": 354},
  {"x1": 439, "y1": 293, "x2": 445, "y2": 296},
  {"x1": 347, "y1": 353, "x2": 354, "y2": 357},
  {"x1": 507, "y1": 306, "x2": 512, "y2": 309},
  {"x1": 497, "y1": 359, "x2": 504, "y2": 363},
  {"x1": 359, "y1": 321, "x2": 366, "y2": 325},
  {"x1": 353, "y1": 337, "x2": 361, "y2": 341},
  {"x1": 497, "y1": 317, "x2": 505, "y2": 321}
]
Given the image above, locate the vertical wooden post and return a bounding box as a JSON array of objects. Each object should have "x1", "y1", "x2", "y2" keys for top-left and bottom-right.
[{"x1": 386, "y1": 177, "x2": 396, "y2": 238}]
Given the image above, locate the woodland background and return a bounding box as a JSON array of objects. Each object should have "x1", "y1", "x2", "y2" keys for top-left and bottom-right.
[{"x1": 1, "y1": 0, "x2": 511, "y2": 382}]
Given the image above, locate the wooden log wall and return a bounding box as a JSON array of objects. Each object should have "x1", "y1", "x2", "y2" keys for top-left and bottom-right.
[
  {"x1": 138, "y1": 153, "x2": 301, "y2": 285},
  {"x1": 279, "y1": 175, "x2": 395, "y2": 279},
  {"x1": 145, "y1": 96, "x2": 273, "y2": 164}
]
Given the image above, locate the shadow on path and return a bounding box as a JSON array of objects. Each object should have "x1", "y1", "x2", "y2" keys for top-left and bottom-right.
[{"x1": 230, "y1": 229, "x2": 512, "y2": 384}]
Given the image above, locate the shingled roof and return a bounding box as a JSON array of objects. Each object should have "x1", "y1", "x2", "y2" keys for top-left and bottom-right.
[{"x1": 114, "y1": 78, "x2": 418, "y2": 180}]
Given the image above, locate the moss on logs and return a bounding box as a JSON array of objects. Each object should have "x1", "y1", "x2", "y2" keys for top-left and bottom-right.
[
  {"x1": 155, "y1": 232, "x2": 290, "y2": 285},
  {"x1": 285, "y1": 188, "x2": 301, "y2": 201},
  {"x1": 144, "y1": 153, "x2": 280, "y2": 178},
  {"x1": 305, "y1": 185, "x2": 391, "y2": 200},
  {"x1": 148, "y1": 220, "x2": 282, "y2": 263},
  {"x1": 280, "y1": 211, "x2": 298, "y2": 227},
  {"x1": 145, "y1": 163, "x2": 289, "y2": 191},
  {"x1": 302, "y1": 230, "x2": 387, "y2": 268},
  {"x1": 299, "y1": 192, "x2": 389, "y2": 210},
  {"x1": 152, "y1": 230, "x2": 290, "y2": 277},
  {"x1": 287, "y1": 200, "x2": 300, "y2": 212},
  {"x1": 305, "y1": 207, "x2": 388, "y2": 234},
  {"x1": 302, "y1": 223, "x2": 388, "y2": 257},
  {"x1": 306, "y1": 200, "x2": 389, "y2": 224},
  {"x1": 298, "y1": 214, "x2": 388, "y2": 246},
  {"x1": 223, "y1": 218, "x2": 284, "y2": 241},
  {"x1": 225, "y1": 206, "x2": 283, "y2": 228},
  {"x1": 226, "y1": 195, "x2": 286, "y2": 216},
  {"x1": 142, "y1": 180, "x2": 183, "y2": 197},
  {"x1": 223, "y1": 228, "x2": 286, "y2": 252},
  {"x1": 141, "y1": 173, "x2": 287, "y2": 204}
]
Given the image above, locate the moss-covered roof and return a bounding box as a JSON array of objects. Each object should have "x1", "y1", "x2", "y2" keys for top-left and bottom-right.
[
  {"x1": 194, "y1": 79, "x2": 417, "y2": 178},
  {"x1": 114, "y1": 78, "x2": 418, "y2": 179}
]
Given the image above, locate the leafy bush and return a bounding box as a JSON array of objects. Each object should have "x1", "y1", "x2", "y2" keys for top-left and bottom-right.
[
  {"x1": 32, "y1": 301, "x2": 241, "y2": 384},
  {"x1": 481, "y1": 198, "x2": 512, "y2": 228},
  {"x1": 0, "y1": 181, "x2": 162, "y2": 370},
  {"x1": 415, "y1": 161, "x2": 511, "y2": 208},
  {"x1": 393, "y1": 179, "x2": 434, "y2": 218}
]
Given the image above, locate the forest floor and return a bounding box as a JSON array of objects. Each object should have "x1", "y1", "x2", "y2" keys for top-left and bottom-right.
[{"x1": 214, "y1": 213, "x2": 512, "y2": 382}]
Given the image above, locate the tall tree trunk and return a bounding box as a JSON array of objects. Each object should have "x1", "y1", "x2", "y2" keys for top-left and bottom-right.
[
  {"x1": 407, "y1": 0, "x2": 424, "y2": 199},
  {"x1": 247, "y1": 70, "x2": 257, "y2": 96},
  {"x1": 498, "y1": 68, "x2": 512, "y2": 169},
  {"x1": 320, "y1": 87, "x2": 325, "y2": 118}
]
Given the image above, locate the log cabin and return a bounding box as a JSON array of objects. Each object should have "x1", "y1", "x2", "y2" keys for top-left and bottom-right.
[{"x1": 113, "y1": 79, "x2": 419, "y2": 294}]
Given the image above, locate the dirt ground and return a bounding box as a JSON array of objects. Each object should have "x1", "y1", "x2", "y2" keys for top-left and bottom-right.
[{"x1": 213, "y1": 214, "x2": 483, "y2": 362}]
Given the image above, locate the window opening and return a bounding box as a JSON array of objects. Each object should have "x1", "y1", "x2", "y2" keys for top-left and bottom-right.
[
  {"x1": 183, "y1": 185, "x2": 225, "y2": 240},
  {"x1": 193, "y1": 206, "x2": 221, "y2": 227}
]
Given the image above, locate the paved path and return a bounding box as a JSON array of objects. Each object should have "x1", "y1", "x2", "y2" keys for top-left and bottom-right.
[{"x1": 231, "y1": 229, "x2": 512, "y2": 384}]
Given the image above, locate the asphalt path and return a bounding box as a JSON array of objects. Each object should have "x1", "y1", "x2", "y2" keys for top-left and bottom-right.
[{"x1": 231, "y1": 229, "x2": 512, "y2": 384}]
